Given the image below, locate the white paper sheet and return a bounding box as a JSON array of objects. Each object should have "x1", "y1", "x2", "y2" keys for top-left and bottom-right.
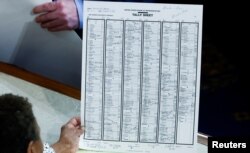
[
  {"x1": 0, "y1": 0, "x2": 48, "y2": 62},
  {"x1": 0, "y1": 0, "x2": 82, "y2": 88},
  {"x1": 80, "y1": 1, "x2": 203, "y2": 153}
]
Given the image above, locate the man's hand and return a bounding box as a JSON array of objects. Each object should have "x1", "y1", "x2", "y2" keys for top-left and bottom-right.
[
  {"x1": 52, "y1": 117, "x2": 84, "y2": 153},
  {"x1": 33, "y1": 0, "x2": 79, "y2": 31}
]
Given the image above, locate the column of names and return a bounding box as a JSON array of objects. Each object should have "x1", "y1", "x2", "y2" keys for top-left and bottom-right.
[
  {"x1": 104, "y1": 20, "x2": 124, "y2": 141},
  {"x1": 122, "y1": 21, "x2": 142, "y2": 142},
  {"x1": 85, "y1": 19, "x2": 105, "y2": 140}
]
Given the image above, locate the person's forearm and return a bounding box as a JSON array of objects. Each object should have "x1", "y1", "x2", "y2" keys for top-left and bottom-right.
[
  {"x1": 51, "y1": 141, "x2": 72, "y2": 153},
  {"x1": 43, "y1": 142, "x2": 72, "y2": 153}
]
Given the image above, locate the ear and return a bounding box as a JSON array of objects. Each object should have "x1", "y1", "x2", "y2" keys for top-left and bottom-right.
[
  {"x1": 27, "y1": 141, "x2": 35, "y2": 153},
  {"x1": 27, "y1": 140, "x2": 43, "y2": 153}
]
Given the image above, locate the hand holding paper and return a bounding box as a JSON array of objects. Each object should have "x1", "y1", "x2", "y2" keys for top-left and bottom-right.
[
  {"x1": 52, "y1": 117, "x2": 84, "y2": 153},
  {"x1": 33, "y1": 0, "x2": 79, "y2": 31}
]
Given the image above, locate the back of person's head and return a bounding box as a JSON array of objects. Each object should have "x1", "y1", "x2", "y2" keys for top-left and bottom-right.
[{"x1": 0, "y1": 93, "x2": 40, "y2": 153}]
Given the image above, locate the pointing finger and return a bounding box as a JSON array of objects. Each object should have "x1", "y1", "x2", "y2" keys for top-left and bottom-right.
[{"x1": 33, "y1": 2, "x2": 57, "y2": 14}]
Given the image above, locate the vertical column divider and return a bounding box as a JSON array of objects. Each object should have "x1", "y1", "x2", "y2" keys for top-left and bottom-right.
[
  {"x1": 120, "y1": 20, "x2": 125, "y2": 142},
  {"x1": 138, "y1": 21, "x2": 144, "y2": 142},
  {"x1": 156, "y1": 21, "x2": 163, "y2": 143},
  {"x1": 102, "y1": 19, "x2": 107, "y2": 140},
  {"x1": 175, "y1": 22, "x2": 181, "y2": 144}
]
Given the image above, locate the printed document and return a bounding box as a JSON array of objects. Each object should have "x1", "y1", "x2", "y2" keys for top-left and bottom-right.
[{"x1": 81, "y1": 1, "x2": 203, "y2": 153}]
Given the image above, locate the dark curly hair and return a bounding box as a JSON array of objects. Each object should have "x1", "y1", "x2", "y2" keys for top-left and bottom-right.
[{"x1": 0, "y1": 94, "x2": 40, "y2": 153}]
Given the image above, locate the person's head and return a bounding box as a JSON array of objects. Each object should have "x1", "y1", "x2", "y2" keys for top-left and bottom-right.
[{"x1": 0, "y1": 93, "x2": 43, "y2": 153}]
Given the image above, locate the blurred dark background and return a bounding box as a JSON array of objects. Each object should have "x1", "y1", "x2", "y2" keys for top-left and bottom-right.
[{"x1": 198, "y1": 0, "x2": 250, "y2": 137}]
